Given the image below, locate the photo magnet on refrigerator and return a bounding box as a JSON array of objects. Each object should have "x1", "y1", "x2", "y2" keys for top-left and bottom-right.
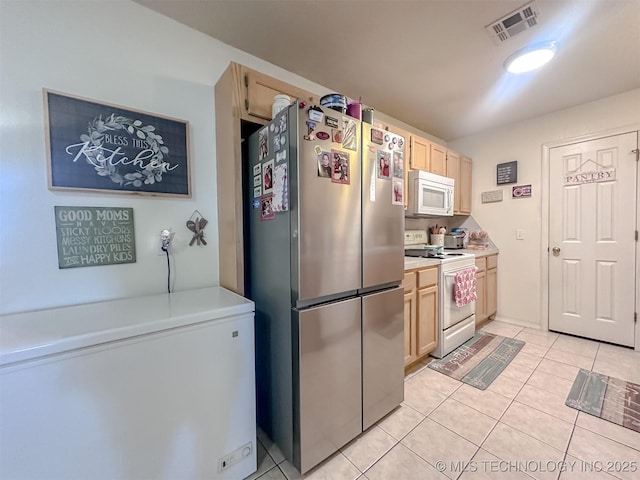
[
  {"x1": 325, "y1": 116, "x2": 339, "y2": 128},
  {"x1": 331, "y1": 150, "x2": 350, "y2": 185}
]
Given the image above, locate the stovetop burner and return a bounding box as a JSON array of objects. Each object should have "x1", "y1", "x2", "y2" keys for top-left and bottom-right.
[{"x1": 404, "y1": 249, "x2": 463, "y2": 258}]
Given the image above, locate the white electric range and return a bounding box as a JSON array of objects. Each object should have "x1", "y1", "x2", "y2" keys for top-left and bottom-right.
[{"x1": 404, "y1": 230, "x2": 477, "y2": 358}]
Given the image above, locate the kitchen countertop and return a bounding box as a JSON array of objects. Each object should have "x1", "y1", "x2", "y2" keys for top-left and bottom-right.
[{"x1": 404, "y1": 245, "x2": 499, "y2": 271}]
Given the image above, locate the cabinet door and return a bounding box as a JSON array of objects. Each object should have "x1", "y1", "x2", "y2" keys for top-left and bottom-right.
[
  {"x1": 459, "y1": 156, "x2": 473, "y2": 215},
  {"x1": 430, "y1": 143, "x2": 448, "y2": 176},
  {"x1": 410, "y1": 136, "x2": 430, "y2": 171},
  {"x1": 475, "y1": 270, "x2": 486, "y2": 324},
  {"x1": 417, "y1": 285, "x2": 438, "y2": 356},
  {"x1": 404, "y1": 291, "x2": 417, "y2": 366},
  {"x1": 487, "y1": 267, "x2": 497, "y2": 317},
  {"x1": 446, "y1": 151, "x2": 461, "y2": 213},
  {"x1": 244, "y1": 67, "x2": 316, "y2": 121}
]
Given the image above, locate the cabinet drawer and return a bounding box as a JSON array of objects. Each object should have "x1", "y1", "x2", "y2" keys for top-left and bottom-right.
[
  {"x1": 475, "y1": 257, "x2": 486, "y2": 273},
  {"x1": 403, "y1": 272, "x2": 416, "y2": 292},
  {"x1": 487, "y1": 254, "x2": 498, "y2": 270},
  {"x1": 417, "y1": 267, "x2": 438, "y2": 288}
]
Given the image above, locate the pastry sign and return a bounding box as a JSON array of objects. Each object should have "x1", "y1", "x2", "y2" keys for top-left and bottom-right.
[{"x1": 564, "y1": 168, "x2": 616, "y2": 185}]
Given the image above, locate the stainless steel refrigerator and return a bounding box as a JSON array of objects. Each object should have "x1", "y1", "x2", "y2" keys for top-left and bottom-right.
[{"x1": 248, "y1": 102, "x2": 404, "y2": 474}]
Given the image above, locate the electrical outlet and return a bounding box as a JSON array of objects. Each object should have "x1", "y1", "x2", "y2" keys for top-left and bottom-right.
[
  {"x1": 159, "y1": 228, "x2": 175, "y2": 254},
  {"x1": 218, "y1": 441, "x2": 253, "y2": 473}
]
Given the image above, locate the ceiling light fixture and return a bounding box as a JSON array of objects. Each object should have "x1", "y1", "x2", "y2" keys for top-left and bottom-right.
[{"x1": 504, "y1": 41, "x2": 557, "y2": 74}]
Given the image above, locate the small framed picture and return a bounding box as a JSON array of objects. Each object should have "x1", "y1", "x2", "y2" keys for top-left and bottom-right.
[
  {"x1": 377, "y1": 150, "x2": 390, "y2": 179},
  {"x1": 317, "y1": 151, "x2": 332, "y2": 178},
  {"x1": 331, "y1": 150, "x2": 350, "y2": 185}
]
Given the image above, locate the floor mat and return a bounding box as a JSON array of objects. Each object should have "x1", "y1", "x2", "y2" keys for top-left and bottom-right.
[
  {"x1": 427, "y1": 331, "x2": 525, "y2": 390},
  {"x1": 566, "y1": 369, "x2": 640, "y2": 433}
]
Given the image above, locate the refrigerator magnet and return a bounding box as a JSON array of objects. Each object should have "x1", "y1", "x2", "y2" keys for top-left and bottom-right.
[
  {"x1": 253, "y1": 163, "x2": 261, "y2": 176},
  {"x1": 314, "y1": 145, "x2": 322, "y2": 155},
  {"x1": 371, "y1": 128, "x2": 384, "y2": 145},
  {"x1": 342, "y1": 118, "x2": 358, "y2": 151},
  {"x1": 276, "y1": 150, "x2": 286, "y2": 163},
  {"x1": 392, "y1": 151, "x2": 404, "y2": 179},
  {"x1": 332, "y1": 129, "x2": 342, "y2": 143},
  {"x1": 316, "y1": 131, "x2": 330, "y2": 140},
  {"x1": 331, "y1": 149, "x2": 350, "y2": 185},
  {"x1": 377, "y1": 150, "x2": 391, "y2": 179},
  {"x1": 253, "y1": 174, "x2": 261, "y2": 187},
  {"x1": 279, "y1": 115, "x2": 287, "y2": 133},
  {"x1": 253, "y1": 186, "x2": 262, "y2": 198},
  {"x1": 392, "y1": 178, "x2": 404, "y2": 205},
  {"x1": 308, "y1": 106, "x2": 323, "y2": 122},
  {"x1": 325, "y1": 115, "x2": 339, "y2": 128},
  {"x1": 304, "y1": 121, "x2": 316, "y2": 141},
  {"x1": 272, "y1": 164, "x2": 288, "y2": 212},
  {"x1": 317, "y1": 151, "x2": 332, "y2": 178},
  {"x1": 270, "y1": 123, "x2": 276, "y2": 132},
  {"x1": 280, "y1": 135, "x2": 286, "y2": 146},
  {"x1": 258, "y1": 127, "x2": 269, "y2": 160},
  {"x1": 273, "y1": 134, "x2": 281, "y2": 152},
  {"x1": 260, "y1": 196, "x2": 275, "y2": 220},
  {"x1": 263, "y1": 159, "x2": 274, "y2": 194}
]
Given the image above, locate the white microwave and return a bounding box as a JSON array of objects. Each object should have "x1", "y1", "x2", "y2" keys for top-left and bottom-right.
[{"x1": 407, "y1": 170, "x2": 454, "y2": 217}]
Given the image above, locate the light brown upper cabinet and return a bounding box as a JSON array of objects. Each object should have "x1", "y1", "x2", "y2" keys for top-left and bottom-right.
[
  {"x1": 429, "y1": 142, "x2": 447, "y2": 177},
  {"x1": 446, "y1": 150, "x2": 472, "y2": 215},
  {"x1": 409, "y1": 135, "x2": 430, "y2": 171},
  {"x1": 240, "y1": 64, "x2": 318, "y2": 123}
]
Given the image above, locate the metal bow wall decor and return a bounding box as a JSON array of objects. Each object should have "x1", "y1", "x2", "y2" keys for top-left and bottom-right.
[{"x1": 186, "y1": 210, "x2": 208, "y2": 246}]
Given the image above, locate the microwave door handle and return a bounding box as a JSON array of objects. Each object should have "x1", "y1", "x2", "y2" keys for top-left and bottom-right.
[{"x1": 447, "y1": 189, "x2": 453, "y2": 213}]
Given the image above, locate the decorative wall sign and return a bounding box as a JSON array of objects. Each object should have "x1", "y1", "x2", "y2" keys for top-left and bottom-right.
[
  {"x1": 564, "y1": 168, "x2": 616, "y2": 185},
  {"x1": 497, "y1": 161, "x2": 518, "y2": 185},
  {"x1": 55, "y1": 206, "x2": 135, "y2": 269},
  {"x1": 186, "y1": 210, "x2": 208, "y2": 246},
  {"x1": 512, "y1": 184, "x2": 532, "y2": 198},
  {"x1": 481, "y1": 190, "x2": 504, "y2": 203},
  {"x1": 44, "y1": 90, "x2": 190, "y2": 197}
]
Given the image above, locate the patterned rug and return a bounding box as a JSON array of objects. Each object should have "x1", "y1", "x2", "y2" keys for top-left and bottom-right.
[
  {"x1": 428, "y1": 331, "x2": 525, "y2": 390},
  {"x1": 566, "y1": 369, "x2": 640, "y2": 433}
]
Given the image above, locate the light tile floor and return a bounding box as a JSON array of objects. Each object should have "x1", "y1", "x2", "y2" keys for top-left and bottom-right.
[{"x1": 246, "y1": 321, "x2": 640, "y2": 480}]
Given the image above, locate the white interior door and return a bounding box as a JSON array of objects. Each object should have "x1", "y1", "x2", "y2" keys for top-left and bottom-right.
[{"x1": 549, "y1": 132, "x2": 638, "y2": 347}]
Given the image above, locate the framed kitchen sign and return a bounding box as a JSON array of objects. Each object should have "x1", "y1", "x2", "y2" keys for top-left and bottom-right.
[
  {"x1": 44, "y1": 89, "x2": 191, "y2": 197},
  {"x1": 496, "y1": 161, "x2": 518, "y2": 185},
  {"x1": 54, "y1": 206, "x2": 136, "y2": 269}
]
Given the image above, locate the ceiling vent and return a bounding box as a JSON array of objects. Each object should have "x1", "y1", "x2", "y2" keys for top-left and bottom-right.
[{"x1": 485, "y1": 1, "x2": 540, "y2": 44}]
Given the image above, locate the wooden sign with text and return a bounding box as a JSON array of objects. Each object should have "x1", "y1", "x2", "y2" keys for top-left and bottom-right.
[{"x1": 55, "y1": 206, "x2": 136, "y2": 269}]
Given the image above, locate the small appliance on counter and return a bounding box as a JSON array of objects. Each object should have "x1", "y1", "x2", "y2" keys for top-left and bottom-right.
[{"x1": 444, "y1": 233, "x2": 465, "y2": 249}]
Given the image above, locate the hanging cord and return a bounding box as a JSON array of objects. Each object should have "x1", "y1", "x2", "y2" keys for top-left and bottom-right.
[{"x1": 164, "y1": 248, "x2": 171, "y2": 294}]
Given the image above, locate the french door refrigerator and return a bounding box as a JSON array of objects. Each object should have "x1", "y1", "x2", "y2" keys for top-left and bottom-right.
[{"x1": 248, "y1": 101, "x2": 404, "y2": 474}]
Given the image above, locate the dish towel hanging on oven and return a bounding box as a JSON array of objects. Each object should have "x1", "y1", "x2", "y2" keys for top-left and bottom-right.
[{"x1": 454, "y1": 267, "x2": 477, "y2": 307}]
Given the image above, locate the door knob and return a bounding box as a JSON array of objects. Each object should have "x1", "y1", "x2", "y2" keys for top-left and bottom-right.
[{"x1": 552, "y1": 247, "x2": 561, "y2": 256}]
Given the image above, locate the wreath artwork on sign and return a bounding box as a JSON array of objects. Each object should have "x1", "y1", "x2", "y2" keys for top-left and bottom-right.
[
  {"x1": 45, "y1": 90, "x2": 190, "y2": 197},
  {"x1": 81, "y1": 114, "x2": 171, "y2": 188}
]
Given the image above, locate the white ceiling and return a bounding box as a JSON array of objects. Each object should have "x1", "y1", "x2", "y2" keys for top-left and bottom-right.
[{"x1": 134, "y1": 0, "x2": 640, "y2": 141}]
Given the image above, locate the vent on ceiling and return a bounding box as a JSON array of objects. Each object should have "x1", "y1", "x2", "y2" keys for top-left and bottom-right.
[{"x1": 485, "y1": 1, "x2": 540, "y2": 44}]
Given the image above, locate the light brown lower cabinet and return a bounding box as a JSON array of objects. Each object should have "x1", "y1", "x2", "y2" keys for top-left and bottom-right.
[
  {"x1": 474, "y1": 254, "x2": 498, "y2": 325},
  {"x1": 403, "y1": 267, "x2": 439, "y2": 367}
]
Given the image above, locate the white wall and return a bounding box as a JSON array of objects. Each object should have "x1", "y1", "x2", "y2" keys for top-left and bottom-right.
[
  {"x1": 449, "y1": 89, "x2": 640, "y2": 329},
  {"x1": 0, "y1": 0, "x2": 333, "y2": 315}
]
